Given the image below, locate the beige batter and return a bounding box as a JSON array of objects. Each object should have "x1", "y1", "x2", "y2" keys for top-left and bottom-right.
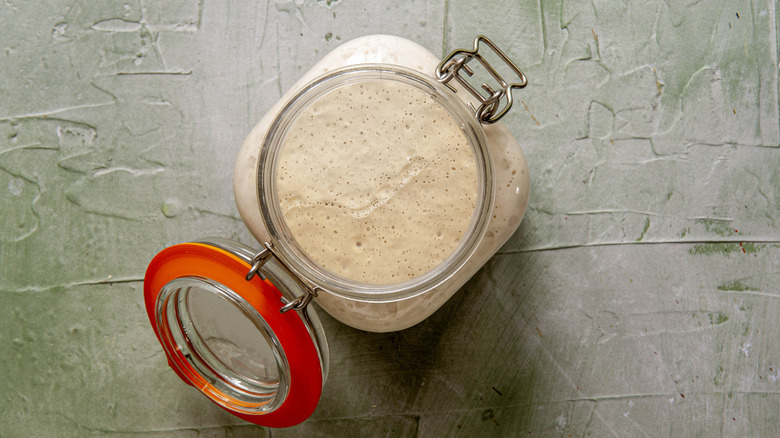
[{"x1": 275, "y1": 80, "x2": 478, "y2": 285}]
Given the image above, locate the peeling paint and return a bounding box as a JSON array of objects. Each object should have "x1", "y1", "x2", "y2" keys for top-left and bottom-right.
[
  {"x1": 689, "y1": 242, "x2": 762, "y2": 256},
  {"x1": 717, "y1": 279, "x2": 759, "y2": 292},
  {"x1": 708, "y1": 312, "x2": 729, "y2": 325},
  {"x1": 636, "y1": 217, "x2": 651, "y2": 241},
  {"x1": 697, "y1": 218, "x2": 737, "y2": 237}
]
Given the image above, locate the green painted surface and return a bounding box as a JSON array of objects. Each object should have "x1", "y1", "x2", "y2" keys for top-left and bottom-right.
[{"x1": 2, "y1": 0, "x2": 780, "y2": 436}]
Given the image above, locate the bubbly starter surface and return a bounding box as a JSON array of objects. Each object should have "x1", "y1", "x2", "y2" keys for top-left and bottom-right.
[{"x1": 275, "y1": 79, "x2": 478, "y2": 285}]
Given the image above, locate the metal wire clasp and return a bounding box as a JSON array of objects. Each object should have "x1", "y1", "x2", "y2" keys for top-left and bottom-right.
[
  {"x1": 435, "y1": 35, "x2": 527, "y2": 124},
  {"x1": 245, "y1": 242, "x2": 275, "y2": 281},
  {"x1": 279, "y1": 288, "x2": 319, "y2": 313},
  {"x1": 245, "y1": 241, "x2": 320, "y2": 314}
]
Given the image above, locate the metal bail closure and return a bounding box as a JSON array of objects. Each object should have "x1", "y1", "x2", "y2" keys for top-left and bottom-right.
[
  {"x1": 246, "y1": 241, "x2": 320, "y2": 313},
  {"x1": 435, "y1": 35, "x2": 528, "y2": 124}
]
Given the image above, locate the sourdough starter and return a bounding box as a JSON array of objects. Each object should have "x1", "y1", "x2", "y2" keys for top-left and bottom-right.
[{"x1": 275, "y1": 80, "x2": 478, "y2": 285}]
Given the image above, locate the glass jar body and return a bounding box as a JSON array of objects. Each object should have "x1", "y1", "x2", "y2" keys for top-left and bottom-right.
[{"x1": 234, "y1": 35, "x2": 529, "y2": 332}]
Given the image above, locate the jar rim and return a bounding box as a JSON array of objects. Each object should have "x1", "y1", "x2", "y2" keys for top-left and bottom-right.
[{"x1": 257, "y1": 64, "x2": 494, "y2": 302}]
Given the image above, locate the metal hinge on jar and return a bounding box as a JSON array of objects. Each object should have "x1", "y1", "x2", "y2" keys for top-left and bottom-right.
[
  {"x1": 245, "y1": 241, "x2": 320, "y2": 313},
  {"x1": 435, "y1": 35, "x2": 528, "y2": 124}
]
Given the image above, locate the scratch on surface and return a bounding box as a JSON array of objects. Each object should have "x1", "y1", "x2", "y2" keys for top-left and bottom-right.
[
  {"x1": 274, "y1": 21, "x2": 284, "y2": 98},
  {"x1": 652, "y1": 67, "x2": 663, "y2": 95},
  {"x1": 0, "y1": 103, "x2": 115, "y2": 122},
  {"x1": 141, "y1": 97, "x2": 173, "y2": 106},
  {"x1": 498, "y1": 238, "x2": 780, "y2": 255},
  {"x1": 192, "y1": 208, "x2": 243, "y2": 222},
  {"x1": 92, "y1": 167, "x2": 164, "y2": 178},
  {"x1": 744, "y1": 167, "x2": 778, "y2": 226},
  {"x1": 47, "y1": 410, "x2": 264, "y2": 436},
  {"x1": 594, "y1": 409, "x2": 621, "y2": 438},
  {"x1": 352, "y1": 389, "x2": 780, "y2": 428},
  {"x1": 623, "y1": 413, "x2": 653, "y2": 438},
  {"x1": 168, "y1": 0, "x2": 205, "y2": 32},
  {"x1": 566, "y1": 209, "x2": 663, "y2": 217},
  {"x1": 6, "y1": 277, "x2": 143, "y2": 293},
  {"x1": 583, "y1": 403, "x2": 597, "y2": 438},
  {"x1": 716, "y1": 290, "x2": 780, "y2": 299},
  {"x1": 537, "y1": 0, "x2": 546, "y2": 61},
  {"x1": 91, "y1": 18, "x2": 142, "y2": 33},
  {"x1": 0, "y1": 182, "x2": 41, "y2": 244},
  {"x1": 686, "y1": 216, "x2": 734, "y2": 223},
  {"x1": 558, "y1": 393, "x2": 675, "y2": 404},
  {"x1": 73, "y1": 277, "x2": 143, "y2": 286},
  {"x1": 0, "y1": 142, "x2": 52, "y2": 156},
  {"x1": 622, "y1": 310, "x2": 730, "y2": 339},
  {"x1": 65, "y1": 181, "x2": 160, "y2": 222},
  {"x1": 678, "y1": 65, "x2": 718, "y2": 114},
  {"x1": 650, "y1": 2, "x2": 662, "y2": 45},
  {"x1": 521, "y1": 100, "x2": 541, "y2": 126},
  {"x1": 256, "y1": 0, "x2": 273, "y2": 52},
  {"x1": 138, "y1": 0, "x2": 166, "y2": 69},
  {"x1": 441, "y1": 0, "x2": 449, "y2": 57},
  {"x1": 196, "y1": 0, "x2": 204, "y2": 30},
  {"x1": 525, "y1": 321, "x2": 630, "y2": 437},
  {"x1": 112, "y1": 70, "x2": 193, "y2": 76}
]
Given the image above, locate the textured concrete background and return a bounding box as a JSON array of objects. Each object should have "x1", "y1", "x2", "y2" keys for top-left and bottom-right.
[{"x1": 1, "y1": 0, "x2": 779, "y2": 436}]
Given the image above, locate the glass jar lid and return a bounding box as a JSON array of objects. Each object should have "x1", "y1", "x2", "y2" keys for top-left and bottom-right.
[{"x1": 144, "y1": 238, "x2": 329, "y2": 427}]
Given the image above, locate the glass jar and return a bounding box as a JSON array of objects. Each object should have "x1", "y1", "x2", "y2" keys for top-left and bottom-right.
[{"x1": 144, "y1": 35, "x2": 529, "y2": 427}]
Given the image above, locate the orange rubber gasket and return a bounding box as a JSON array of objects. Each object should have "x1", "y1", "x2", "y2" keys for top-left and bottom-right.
[{"x1": 144, "y1": 242, "x2": 322, "y2": 427}]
